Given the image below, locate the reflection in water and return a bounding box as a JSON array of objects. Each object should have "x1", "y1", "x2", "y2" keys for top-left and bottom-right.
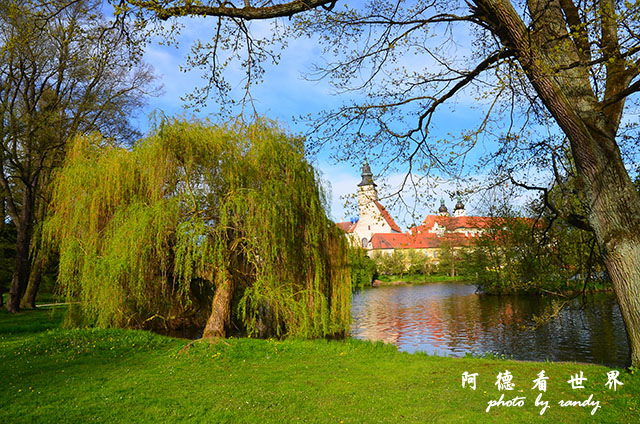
[{"x1": 351, "y1": 284, "x2": 629, "y2": 367}]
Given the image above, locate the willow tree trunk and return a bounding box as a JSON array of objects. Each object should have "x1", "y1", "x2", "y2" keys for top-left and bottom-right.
[
  {"x1": 473, "y1": 0, "x2": 640, "y2": 366},
  {"x1": 203, "y1": 275, "x2": 234, "y2": 338},
  {"x1": 6, "y1": 188, "x2": 34, "y2": 313}
]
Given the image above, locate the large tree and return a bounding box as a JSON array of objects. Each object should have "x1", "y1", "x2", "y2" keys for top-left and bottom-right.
[
  {"x1": 1, "y1": 0, "x2": 156, "y2": 312},
  {"x1": 46, "y1": 119, "x2": 352, "y2": 338},
  {"x1": 126, "y1": 0, "x2": 640, "y2": 365}
]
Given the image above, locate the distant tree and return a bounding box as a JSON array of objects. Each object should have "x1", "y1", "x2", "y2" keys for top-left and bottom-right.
[
  {"x1": 370, "y1": 250, "x2": 405, "y2": 277},
  {"x1": 407, "y1": 249, "x2": 431, "y2": 276},
  {"x1": 369, "y1": 251, "x2": 388, "y2": 276},
  {"x1": 463, "y1": 203, "x2": 606, "y2": 294},
  {"x1": 46, "y1": 119, "x2": 352, "y2": 339},
  {"x1": 349, "y1": 247, "x2": 377, "y2": 290},
  {"x1": 459, "y1": 243, "x2": 493, "y2": 287},
  {"x1": 1, "y1": 0, "x2": 157, "y2": 312},
  {"x1": 437, "y1": 241, "x2": 459, "y2": 278},
  {"x1": 388, "y1": 250, "x2": 407, "y2": 278},
  {"x1": 463, "y1": 215, "x2": 536, "y2": 293}
]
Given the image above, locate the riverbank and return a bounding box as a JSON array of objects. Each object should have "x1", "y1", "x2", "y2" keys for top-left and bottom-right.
[
  {"x1": 2, "y1": 307, "x2": 638, "y2": 422},
  {"x1": 373, "y1": 274, "x2": 468, "y2": 286},
  {"x1": 373, "y1": 274, "x2": 614, "y2": 296}
]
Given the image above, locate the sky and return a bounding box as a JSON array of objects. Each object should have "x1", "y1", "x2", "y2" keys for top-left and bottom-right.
[{"x1": 130, "y1": 6, "x2": 536, "y2": 227}]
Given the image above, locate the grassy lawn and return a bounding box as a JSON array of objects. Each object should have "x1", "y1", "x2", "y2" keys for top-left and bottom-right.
[{"x1": 1, "y1": 308, "x2": 639, "y2": 423}]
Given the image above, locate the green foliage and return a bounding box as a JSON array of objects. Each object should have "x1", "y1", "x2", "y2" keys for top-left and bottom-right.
[
  {"x1": 372, "y1": 249, "x2": 437, "y2": 278},
  {"x1": 371, "y1": 250, "x2": 398, "y2": 276},
  {"x1": 45, "y1": 118, "x2": 351, "y2": 338},
  {"x1": 406, "y1": 249, "x2": 432, "y2": 275},
  {"x1": 461, "y1": 215, "x2": 541, "y2": 293},
  {"x1": 462, "y1": 211, "x2": 607, "y2": 294},
  {"x1": 382, "y1": 250, "x2": 404, "y2": 277},
  {"x1": 375, "y1": 274, "x2": 466, "y2": 284},
  {"x1": 0, "y1": 0, "x2": 157, "y2": 311},
  {"x1": 348, "y1": 247, "x2": 377, "y2": 290},
  {"x1": 436, "y1": 241, "x2": 458, "y2": 277},
  {"x1": 369, "y1": 251, "x2": 385, "y2": 275}
]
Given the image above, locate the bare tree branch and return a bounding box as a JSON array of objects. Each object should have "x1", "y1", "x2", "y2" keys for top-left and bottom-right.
[{"x1": 130, "y1": 0, "x2": 336, "y2": 21}]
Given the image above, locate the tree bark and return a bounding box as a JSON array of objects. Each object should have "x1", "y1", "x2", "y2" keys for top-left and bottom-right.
[
  {"x1": 602, "y1": 237, "x2": 640, "y2": 366},
  {"x1": 6, "y1": 189, "x2": 34, "y2": 313},
  {"x1": 21, "y1": 250, "x2": 46, "y2": 309},
  {"x1": 573, "y1": 133, "x2": 640, "y2": 368},
  {"x1": 202, "y1": 273, "x2": 234, "y2": 338},
  {"x1": 473, "y1": 0, "x2": 640, "y2": 366}
]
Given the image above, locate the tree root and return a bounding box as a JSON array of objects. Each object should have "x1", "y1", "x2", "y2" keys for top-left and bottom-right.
[{"x1": 178, "y1": 336, "x2": 231, "y2": 355}]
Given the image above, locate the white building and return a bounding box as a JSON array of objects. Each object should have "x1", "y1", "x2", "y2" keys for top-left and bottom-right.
[
  {"x1": 336, "y1": 162, "x2": 402, "y2": 248},
  {"x1": 337, "y1": 163, "x2": 494, "y2": 254}
]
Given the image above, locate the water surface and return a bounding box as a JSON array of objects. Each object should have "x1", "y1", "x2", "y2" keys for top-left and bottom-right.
[{"x1": 351, "y1": 283, "x2": 629, "y2": 367}]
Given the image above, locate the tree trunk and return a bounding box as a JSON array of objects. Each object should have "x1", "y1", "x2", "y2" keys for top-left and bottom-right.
[
  {"x1": 472, "y1": 0, "x2": 640, "y2": 366},
  {"x1": 0, "y1": 194, "x2": 5, "y2": 232},
  {"x1": 572, "y1": 133, "x2": 640, "y2": 368},
  {"x1": 535, "y1": 90, "x2": 640, "y2": 368},
  {"x1": 6, "y1": 229, "x2": 32, "y2": 313},
  {"x1": 202, "y1": 273, "x2": 234, "y2": 338},
  {"x1": 21, "y1": 250, "x2": 46, "y2": 309},
  {"x1": 602, "y1": 240, "x2": 640, "y2": 366},
  {"x1": 6, "y1": 189, "x2": 34, "y2": 313}
]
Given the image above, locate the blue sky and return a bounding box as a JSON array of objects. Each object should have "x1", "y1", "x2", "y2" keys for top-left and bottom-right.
[{"x1": 132, "y1": 10, "x2": 536, "y2": 227}]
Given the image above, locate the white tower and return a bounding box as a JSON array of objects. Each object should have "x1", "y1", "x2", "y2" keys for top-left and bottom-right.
[
  {"x1": 358, "y1": 161, "x2": 378, "y2": 215},
  {"x1": 453, "y1": 196, "x2": 466, "y2": 217},
  {"x1": 353, "y1": 161, "x2": 399, "y2": 248},
  {"x1": 438, "y1": 199, "x2": 450, "y2": 217}
]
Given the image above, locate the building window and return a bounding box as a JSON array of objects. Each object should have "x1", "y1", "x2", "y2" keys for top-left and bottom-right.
[{"x1": 361, "y1": 238, "x2": 368, "y2": 248}]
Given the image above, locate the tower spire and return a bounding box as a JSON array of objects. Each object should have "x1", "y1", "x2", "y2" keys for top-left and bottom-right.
[
  {"x1": 438, "y1": 198, "x2": 449, "y2": 216},
  {"x1": 454, "y1": 194, "x2": 466, "y2": 217},
  {"x1": 358, "y1": 159, "x2": 376, "y2": 187}
]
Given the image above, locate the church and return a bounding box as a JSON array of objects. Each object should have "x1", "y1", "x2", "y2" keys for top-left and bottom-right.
[{"x1": 336, "y1": 163, "x2": 493, "y2": 258}]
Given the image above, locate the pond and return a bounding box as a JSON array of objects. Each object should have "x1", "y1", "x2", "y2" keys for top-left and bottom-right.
[{"x1": 351, "y1": 283, "x2": 629, "y2": 367}]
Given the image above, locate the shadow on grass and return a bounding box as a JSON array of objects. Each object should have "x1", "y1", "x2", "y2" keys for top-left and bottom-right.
[{"x1": 0, "y1": 306, "x2": 66, "y2": 338}]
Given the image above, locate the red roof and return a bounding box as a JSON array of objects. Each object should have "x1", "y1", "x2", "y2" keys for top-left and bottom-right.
[
  {"x1": 374, "y1": 201, "x2": 402, "y2": 233},
  {"x1": 370, "y1": 232, "x2": 473, "y2": 249},
  {"x1": 336, "y1": 221, "x2": 356, "y2": 233},
  {"x1": 370, "y1": 233, "x2": 410, "y2": 249},
  {"x1": 420, "y1": 215, "x2": 494, "y2": 231}
]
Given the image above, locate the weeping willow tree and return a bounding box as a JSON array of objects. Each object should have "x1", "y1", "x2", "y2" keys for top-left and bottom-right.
[{"x1": 45, "y1": 119, "x2": 351, "y2": 339}]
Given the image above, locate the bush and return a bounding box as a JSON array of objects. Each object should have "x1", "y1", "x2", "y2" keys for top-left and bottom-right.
[{"x1": 349, "y1": 247, "x2": 377, "y2": 290}]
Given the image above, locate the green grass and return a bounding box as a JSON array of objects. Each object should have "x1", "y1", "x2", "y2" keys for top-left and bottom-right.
[
  {"x1": 376, "y1": 274, "x2": 469, "y2": 285},
  {"x1": 1, "y1": 308, "x2": 639, "y2": 423},
  {"x1": 0, "y1": 306, "x2": 67, "y2": 339},
  {"x1": 34, "y1": 292, "x2": 67, "y2": 304}
]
